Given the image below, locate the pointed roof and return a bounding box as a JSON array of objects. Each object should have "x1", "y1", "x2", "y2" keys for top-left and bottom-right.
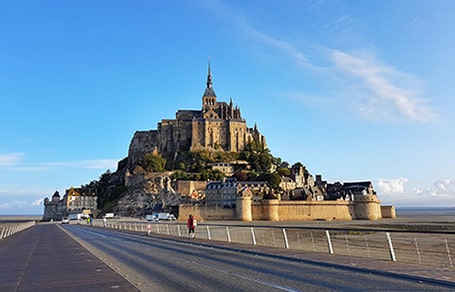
[{"x1": 203, "y1": 59, "x2": 216, "y2": 97}]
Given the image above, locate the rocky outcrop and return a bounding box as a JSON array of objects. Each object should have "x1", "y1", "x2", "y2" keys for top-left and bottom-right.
[{"x1": 116, "y1": 172, "x2": 194, "y2": 216}]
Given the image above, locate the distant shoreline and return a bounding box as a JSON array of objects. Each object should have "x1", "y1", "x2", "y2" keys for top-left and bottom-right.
[
  {"x1": 0, "y1": 215, "x2": 42, "y2": 223},
  {"x1": 396, "y1": 206, "x2": 455, "y2": 211}
]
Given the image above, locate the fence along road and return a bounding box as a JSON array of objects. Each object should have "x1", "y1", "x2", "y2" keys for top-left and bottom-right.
[
  {"x1": 62, "y1": 223, "x2": 455, "y2": 291},
  {"x1": 0, "y1": 221, "x2": 36, "y2": 239},
  {"x1": 94, "y1": 219, "x2": 455, "y2": 271}
]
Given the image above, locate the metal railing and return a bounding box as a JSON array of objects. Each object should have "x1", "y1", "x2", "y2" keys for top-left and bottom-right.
[
  {"x1": 0, "y1": 221, "x2": 36, "y2": 239},
  {"x1": 88, "y1": 220, "x2": 454, "y2": 269}
]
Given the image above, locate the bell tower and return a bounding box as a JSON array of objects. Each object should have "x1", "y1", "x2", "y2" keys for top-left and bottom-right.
[{"x1": 202, "y1": 59, "x2": 217, "y2": 113}]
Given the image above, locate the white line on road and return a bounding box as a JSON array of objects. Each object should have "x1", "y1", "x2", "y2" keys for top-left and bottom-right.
[{"x1": 190, "y1": 260, "x2": 302, "y2": 292}]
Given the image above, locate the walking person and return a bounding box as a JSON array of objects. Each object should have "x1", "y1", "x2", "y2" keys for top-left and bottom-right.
[
  {"x1": 103, "y1": 217, "x2": 107, "y2": 228},
  {"x1": 147, "y1": 223, "x2": 152, "y2": 236},
  {"x1": 187, "y1": 214, "x2": 196, "y2": 238}
]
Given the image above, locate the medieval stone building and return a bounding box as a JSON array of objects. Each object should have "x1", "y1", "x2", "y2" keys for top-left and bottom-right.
[
  {"x1": 42, "y1": 191, "x2": 66, "y2": 221},
  {"x1": 42, "y1": 188, "x2": 98, "y2": 221},
  {"x1": 128, "y1": 63, "x2": 267, "y2": 166}
]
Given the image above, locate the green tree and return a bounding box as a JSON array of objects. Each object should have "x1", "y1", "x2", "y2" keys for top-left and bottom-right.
[
  {"x1": 277, "y1": 167, "x2": 291, "y2": 177},
  {"x1": 142, "y1": 152, "x2": 166, "y2": 172},
  {"x1": 241, "y1": 141, "x2": 272, "y2": 173},
  {"x1": 207, "y1": 169, "x2": 225, "y2": 181},
  {"x1": 246, "y1": 171, "x2": 259, "y2": 181},
  {"x1": 171, "y1": 170, "x2": 189, "y2": 181},
  {"x1": 258, "y1": 173, "x2": 281, "y2": 191}
]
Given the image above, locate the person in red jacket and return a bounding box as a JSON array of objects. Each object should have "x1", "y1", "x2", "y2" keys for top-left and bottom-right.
[{"x1": 187, "y1": 214, "x2": 196, "y2": 238}]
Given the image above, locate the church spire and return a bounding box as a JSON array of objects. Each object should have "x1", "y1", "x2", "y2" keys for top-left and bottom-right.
[
  {"x1": 207, "y1": 58, "x2": 212, "y2": 89},
  {"x1": 203, "y1": 56, "x2": 216, "y2": 98}
]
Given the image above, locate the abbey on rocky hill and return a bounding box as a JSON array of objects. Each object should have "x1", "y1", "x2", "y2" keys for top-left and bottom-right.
[{"x1": 128, "y1": 62, "x2": 266, "y2": 166}]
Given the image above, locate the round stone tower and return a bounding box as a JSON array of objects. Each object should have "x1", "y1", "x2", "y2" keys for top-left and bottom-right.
[
  {"x1": 235, "y1": 187, "x2": 253, "y2": 221},
  {"x1": 354, "y1": 194, "x2": 382, "y2": 220}
]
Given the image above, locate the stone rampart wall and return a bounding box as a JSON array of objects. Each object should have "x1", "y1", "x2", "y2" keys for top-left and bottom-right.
[
  {"x1": 252, "y1": 200, "x2": 355, "y2": 221},
  {"x1": 381, "y1": 205, "x2": 397, "y2": 218},
  {"x1": 179, "y1": 197, "x2": 385, "y2": 222}
]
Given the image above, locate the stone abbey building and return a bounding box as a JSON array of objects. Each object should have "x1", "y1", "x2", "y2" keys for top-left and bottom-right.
[{"x1": 128, "y1": 63, "x2": 267, "y2": 166}]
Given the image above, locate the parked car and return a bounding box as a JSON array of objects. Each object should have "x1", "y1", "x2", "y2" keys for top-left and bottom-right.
[
  {"x1": 61, "y1": 217, "x2": 70, "y2": 224},
  {"x1": 104, "y1": 213, "x2": 115, "y2": 219},
  {"x1": 158, "y1": 213, "x2": 176, "y2": 221},
  {"x1": 146, "y1": 214, "x2": 159, "y2": 221}
]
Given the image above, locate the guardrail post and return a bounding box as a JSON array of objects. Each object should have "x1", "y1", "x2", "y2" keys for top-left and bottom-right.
[
  {"x1": 226, "y1": 227, "x2": 231, "y2": 243},
  {"x1": 364, "y1": 235, "x2": 371, "y2": 258},
  {"x1": 345, "y1": 234, "x2": 351, "y2": 256},
  {"x1": 414, "y1": 237, "x2": 421, "y2": 264},
  {"x1": 386, "y1": 232, "x2": 396, "y2": 261},
  {"x1": 282, "y1": 228, "x2": 289, "y2": 249},
  {"x1": 178, "y1": 225, "x2": 181, "y2": 237},
  {"x1": 445, "y1": 238, "x2": 453, "y2": 268},
  {"x1": 206, "y1": 226, "x2": 211, "y2": 240},
  {"x1": 251, "y1": 227, "x2": 257, "y2": 245},
  {"x1": 325, "y1": 230, "x2": 334, "y2": 254},
  {"x1": 166, "y1": 224, "x2": 170, "y2": 235}
]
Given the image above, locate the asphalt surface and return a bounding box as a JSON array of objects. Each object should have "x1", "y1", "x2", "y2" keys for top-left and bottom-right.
[
  {"x1": 1, "y1": 223, "x2": 454, "y2": 291},
  {"x1": 110, "y1": 224, "x2": 455, "y2": 287}
]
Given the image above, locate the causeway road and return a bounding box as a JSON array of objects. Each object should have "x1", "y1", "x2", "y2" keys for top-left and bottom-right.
[{"x1": 1, "y1": 223, "x2": 454, "y2": 291}]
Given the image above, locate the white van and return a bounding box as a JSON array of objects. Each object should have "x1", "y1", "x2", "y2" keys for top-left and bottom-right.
[{"x1": 158, "y1": 213, "x2": 176, "y2": 220}]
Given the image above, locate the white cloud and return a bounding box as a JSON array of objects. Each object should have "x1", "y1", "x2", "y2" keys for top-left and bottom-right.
[
  {"x1": 218, "y1": 2, "x2": 436, "y2": 123},
  {"x1": 376, "y1": 177, "x2": 408, "y2": 194},
  {"x1": 375, "y1": 177, "x2": 455, "y2": 207},
  {"x1": 0, "y1": 153, "x2": 24, "y2": 167},
  {"x1": 32, "y1": 198, "x2": 44, "y2": 207},
  {"x1": 329, "y1": 50, "x2": 435, "y2": 122},
  {"x1": 433, "y1": 179, "x2": 455, "y2": 193},
  {"x1": 243, "y1": 27, "x2": 435, "y2": 122},
  {"x1": 413, "y1": 179, "x2": 455, "y2": 198}
]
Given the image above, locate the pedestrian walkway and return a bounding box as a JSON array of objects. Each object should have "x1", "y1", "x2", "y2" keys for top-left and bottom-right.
[{"x1": 0, "y1": 224, "x2": 138, "y2": 291}]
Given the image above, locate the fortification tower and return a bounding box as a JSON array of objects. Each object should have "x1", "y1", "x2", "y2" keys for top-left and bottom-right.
[
  {"x1": 354, "y1": 194, "x2": 382, "y2": 220},
  {"x1": 235, "y1": 187, "x2": 253, "y2": 221}
]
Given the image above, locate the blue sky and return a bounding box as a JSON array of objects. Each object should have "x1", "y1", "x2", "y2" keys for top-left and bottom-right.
[{"x1": 1, "y1": 0, "x2": 455, "y2": 215}]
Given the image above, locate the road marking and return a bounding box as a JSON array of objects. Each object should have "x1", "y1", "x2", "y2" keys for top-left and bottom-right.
[
  {"x1": 191, "y1": 260, "x2": 302, "y2": 292},
  {"x1": 77, "y1": 228, "x2": 108, "y2": 238}
]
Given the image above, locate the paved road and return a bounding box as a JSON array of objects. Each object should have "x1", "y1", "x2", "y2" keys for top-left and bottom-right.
[
  {"x1": 63, "y1": 224, "x2": 455, "y2": 291},
  {"x1": 0, "y1": 224, "x2": 138, "y2": 291}
]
